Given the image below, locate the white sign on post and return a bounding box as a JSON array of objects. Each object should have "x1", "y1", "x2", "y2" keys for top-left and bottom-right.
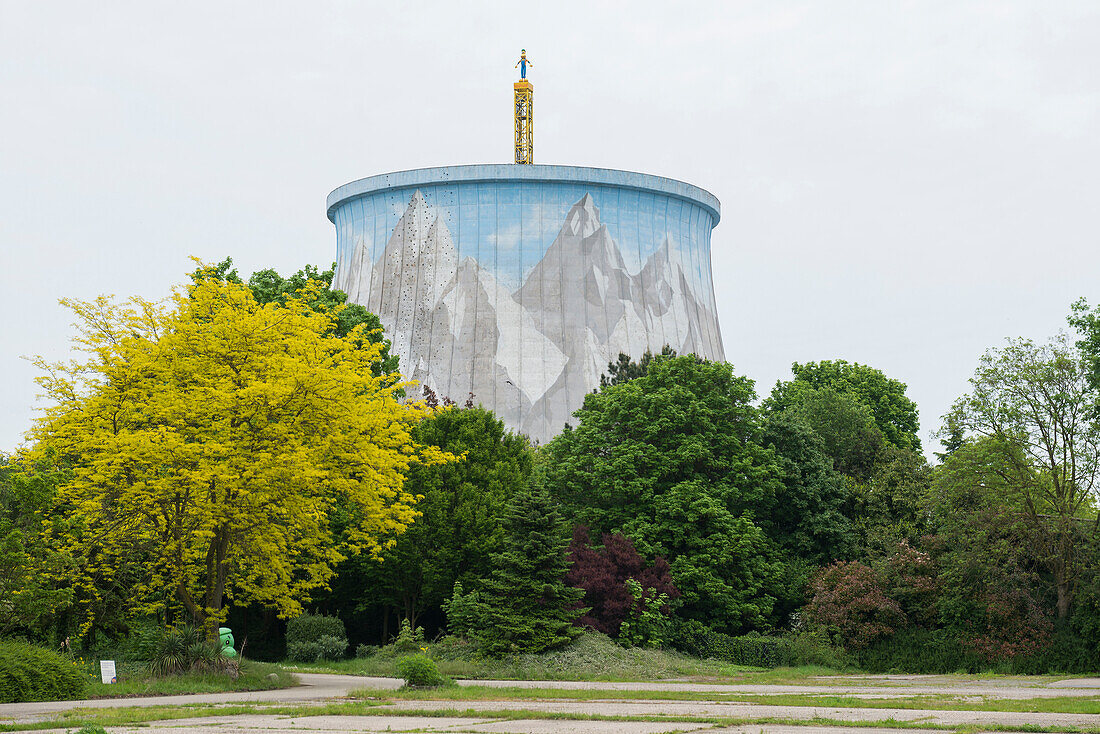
[{"x1": 100, "y1": 659, "x2": 117, "y2": 684}]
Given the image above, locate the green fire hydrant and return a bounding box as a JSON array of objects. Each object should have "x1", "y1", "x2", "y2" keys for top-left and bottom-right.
[{"x1": 219, "y1": 627, "x2": 238, "y2": 658}]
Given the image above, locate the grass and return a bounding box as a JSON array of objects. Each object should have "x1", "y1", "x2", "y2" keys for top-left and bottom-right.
[
  {"x1": 355, "y1": 684, "x2": 1100, "y2": 715},
  {"x1": 287, "y1": 632, "x2": 761, "y2": 681},
  {"x1": 83, "y1": 660, "x2": 296, "y2": 698},
  {"x1": 6, "y1": 699, "x2": 1097, "y2": 734}
]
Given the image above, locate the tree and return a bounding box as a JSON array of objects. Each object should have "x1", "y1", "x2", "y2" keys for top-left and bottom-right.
[
  {"x1": 351, "y1": 406, "x2": 532, "y2": 629},
  {"x1": 31, "y1": 275, "x2": 449, "y2": 638},
  {"x1": 191, "y1": 258, "x2": 399, "y2": 375},
  {"x1": 598, "y1": 345, "x2": 678, "y2": 389},
  {"x1": 926, "y1": 438, "x2": 1053, "y2": 659},
  {"x1": 777, "y1": 387, "x2": 886, "y2": 480},
  {"x1": 1070, "y1": 298, "x2": 1100, "y2": 413},
  {"x1": 565, "y1": 526, "x2": 678, "y2": 638},
  {"x1": 545, "y1": 357, "x2": 784, "y2": 632},
  {"x1": 947, "y1": 334, "x2": 1100, "y2": 618},
  {"x1": 472, "y1": 479, "x2": 585, "y2": 656},
  {"x1": 0, "y1": 454, "x2": 72, "y2": 637},
  {"x1": 758, "y1": 415, "x2": 853, "y2": 564},
  {"x1": 765, "y1": 360, "x2": 922, "y2": 453}
]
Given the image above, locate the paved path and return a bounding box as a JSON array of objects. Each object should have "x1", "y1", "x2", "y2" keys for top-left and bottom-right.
[{"x1": 3, "y1": 673, "x2": 1100, "y2": 733}]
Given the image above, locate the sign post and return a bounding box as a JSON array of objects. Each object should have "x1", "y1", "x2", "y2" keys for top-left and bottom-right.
[{"x1": 99, "y1": 660, "x2": 117, "y2": 684}]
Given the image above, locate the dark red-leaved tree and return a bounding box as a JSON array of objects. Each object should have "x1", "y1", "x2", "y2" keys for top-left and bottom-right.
[{"x1": 565, "y1": 526, "x2": 679, "y2": 636}]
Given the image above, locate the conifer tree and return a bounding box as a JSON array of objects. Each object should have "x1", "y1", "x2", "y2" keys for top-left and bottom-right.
[{"x1": 474, "y1": 480, "x2": 585, "y2": 655}]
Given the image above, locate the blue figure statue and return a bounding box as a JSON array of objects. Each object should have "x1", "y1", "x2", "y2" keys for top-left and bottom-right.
[{"x1": 515, "y1": 49, "x2": 533, "y2": 80}]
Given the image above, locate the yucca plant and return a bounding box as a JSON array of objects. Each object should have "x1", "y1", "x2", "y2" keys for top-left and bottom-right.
[{"x1": 148, "y1": 624, "x2": 227, "y2": 676}]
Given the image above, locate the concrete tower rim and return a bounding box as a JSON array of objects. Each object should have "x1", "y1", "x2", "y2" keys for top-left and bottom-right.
[{"x1": 326, "y1": 164, "x2": 720, "y2": 225}]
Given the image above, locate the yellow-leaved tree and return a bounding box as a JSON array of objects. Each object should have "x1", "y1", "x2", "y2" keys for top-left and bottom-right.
[{"x1": 31, "y1": 274, "x2": 450, "y2": 638}]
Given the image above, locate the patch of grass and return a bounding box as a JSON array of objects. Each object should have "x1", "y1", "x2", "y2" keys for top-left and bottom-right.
[
  {"x1": 290, "y1": 631, "x2": 761, "y2": 681},
  {"x1": 7, "y1": 698, "x2": 1096, "y2": 734},
  {"x1": 356, "y1": 685, "x2": 1100, "y2": 715},
  {"x1": 84, "y1": 661, "x2": 296, "y2": 698}
]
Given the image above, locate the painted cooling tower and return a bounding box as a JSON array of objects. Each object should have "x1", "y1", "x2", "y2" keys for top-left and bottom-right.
[{"x1": 327, "y1": 164, "x2": 723, "y2": 443}]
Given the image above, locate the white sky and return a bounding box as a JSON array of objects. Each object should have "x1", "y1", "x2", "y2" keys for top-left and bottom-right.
[{"x1": 1, "y1": 1, "x2": 1098, "y2": 456}]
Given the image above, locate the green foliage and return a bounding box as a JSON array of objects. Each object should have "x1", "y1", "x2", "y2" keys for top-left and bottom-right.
[
  {"x1": 474, "y1": 480, "x2": 586, "y2": 656},
  {"x1": 617, "y1": 579, "x2": 671, "y2": 649},
  {"x1": 442, "y1": 582, "x2": 481, "y2": 638},
  {"x1": 342, "y1": 407, "x2": 532, "y2": 630},
  {"x1": 759, "y1": 415, "x2": 853, "y2": 564},
  {"x1": 287, "y1": 635, "x2": 347, "y2": 663},
  {"x1": 947, "y1": 333, "x2": 1100, "y2": 619},
  {"x1": 355, "y1": 643, "x2": 379, "y2": 659},
  {"x1": 286, "y1": 613, "x2": 348, "y2": 662},
  {"x1": 0, "y1": 454, "x2": 73, "y2": 637},
  {"x1": 848, "y1": 444, "x2": 932, "y2": 553},
  {"x1": 671, "y1": 622, "x2": 847, "y2": 669},
  {"x1": 191, "y1": 257, "x2": 398, "y2": 375},
  {"x1": 765, "y1": 359, "x2": 922, "y2": 453},
  {"x1": 1069, "y1": 298, "x2": 1100, "y2": 412},
  {"x1": 396, "y1": 653, "x2": 450, "y2": 687},
  {"x1": 75, "y1": 727, "x2": 109, "y2": 734},
  {"x1": 392, "y1": 618, "x2": 426, "y2": 653},
  {"x1": 149, "y1": 624, "x2": 229, "y2": 676},
  {"x1": 0, "y1": 640, "x2": 87, "y2": 702},
  {"x1": 546, "y1": 356, "x2": 784, "y2": 632},
  {"x1": 777, "y1": 388, "x2": 886, "y2": 480},
  {"x1": 287, "y1": 613, "x2": 346, "y2": 645},
  {"x1": 598, "y1": 345, "x2": 678, "y2": 388}
]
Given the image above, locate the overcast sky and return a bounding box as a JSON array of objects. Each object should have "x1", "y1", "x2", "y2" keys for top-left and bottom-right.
[{"x1": 1, "y1": 1, "x2": 1098, "y2": 456}]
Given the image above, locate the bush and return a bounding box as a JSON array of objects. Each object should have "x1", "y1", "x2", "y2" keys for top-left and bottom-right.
[
  {"x1": 355, "y1": 643, "x2": 379, "y2": 659},
  {"x1": 803, "y1": 561, "x2": 905, "y2": 648},
  {"x1": 396, "y1": 653, "x2": 449, "y2": 687},
  {"x1": 671, "y1": 622, "x2": 848, "y2": 668},
  {"x1": 286, "y1": 613, "x2": 348, "y2": 662},
  {"x1": 149, "y1": 624, "x2": 228, "y2": 676},
  {"x1": 392, "y1": 618, "x2": 426, "y2": 653},
  {"x1": 0, "y1": 640, "x2": 88, "y2": 703},
  {"x1": 286, "y1": 634, "x2": 347, "y2": 663},
  {"x1": 673, "y1": 624, "x2": 792, "y2": 667}
]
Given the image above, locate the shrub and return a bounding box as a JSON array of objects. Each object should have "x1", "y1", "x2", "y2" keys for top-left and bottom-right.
[
  {"x1": 442, "y1": 583, "x2": 481, "y2": 638},
  {"x1": 392, "y1": 618, "x2": 426, "y2": 653},
  {"x1": 672, "y1": 622, "x2": 793, "y2": 667},
  {"x1": 617, "y1": 579, "x2": 672, "y2": 649},
  {"x1": 565, "y1": 527, "x2": 679, "y2": 638},
  {"x1": 286, "y1": 613, "x2": 346, "y2": 646},
  {"x1": 149, "y1": 624, "x2": 228, "y2": 676},
  {"x1": 0, "y1": 640, "x2": 87, "y2": 703},
  {"x1": 396, "y1": 653, "x2": 449, "y2": 687},
  {"x1": 355, "y1": 643, "x2": 379, "y2": 659},
  {"x1": 286, "y1": 635, "x2": 347, "y2": 663},
  {"x1": 286, "y1": 613, "x2": 347, "y2": 662},
  {"x1": 803, "y1": 561, "x2": 905, "y2": 648}
]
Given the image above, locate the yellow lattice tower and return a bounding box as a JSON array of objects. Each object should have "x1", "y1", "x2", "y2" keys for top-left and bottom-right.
[{"x1": 514, "y1": 79, "x2": 533, "y2": 164}]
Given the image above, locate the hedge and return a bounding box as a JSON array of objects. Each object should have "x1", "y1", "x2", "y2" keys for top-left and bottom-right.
[
  {"x1": 0, "y1": 640, "x2": 87, "y2": 703},
  {"x1": 285, "y1": 614, "x2": 347, "y2": 662}
]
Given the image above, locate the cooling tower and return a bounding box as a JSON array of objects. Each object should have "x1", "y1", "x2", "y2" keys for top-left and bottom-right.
[{"x1": 327, "y1": 164, "x2": 723, "y2": 443}]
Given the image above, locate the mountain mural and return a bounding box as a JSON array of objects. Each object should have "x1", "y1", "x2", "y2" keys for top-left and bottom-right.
[{"x1": 335, "y1": 189, "x2": 723, "y2": 442}]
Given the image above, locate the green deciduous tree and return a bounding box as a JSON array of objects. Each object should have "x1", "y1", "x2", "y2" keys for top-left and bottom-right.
[
  {"x1": 545, "y1": 357, "x2": 784, "y2": 632},
  {"x1": 765, "y1": 360, "x2": 921, "y2": 453},
  {"x1": 0, "y1": 455, "x2": 72, "y2": 637},
  {"x1": 947, "y1": 334, "x2": 1100, "y2": 619},
  {"x1": 347, "y1": 406, "x2": 532, "y2": 629}
]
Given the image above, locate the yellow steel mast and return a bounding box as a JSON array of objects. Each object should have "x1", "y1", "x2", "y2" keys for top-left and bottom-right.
[{"x1": 514, "y1": 50, "x2": 533, "y2": 164}]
